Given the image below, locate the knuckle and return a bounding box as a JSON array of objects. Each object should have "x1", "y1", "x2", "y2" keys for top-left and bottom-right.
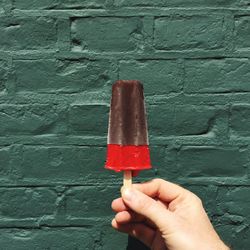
[
  {"x1": 153, "y1": 178, "x2": 164, "y2": 184},
  {"x1": 192, "y1": 193, "x2": 203, "y2": 207}
]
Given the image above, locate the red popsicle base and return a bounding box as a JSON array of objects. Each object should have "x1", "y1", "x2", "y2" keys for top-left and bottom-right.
[{"x1": 105, "y1": 144, "x2": 151, "y2": 176}]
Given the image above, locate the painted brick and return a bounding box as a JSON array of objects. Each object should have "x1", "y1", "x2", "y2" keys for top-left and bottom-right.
[
  {"x1": 0, "y1": 0, "x2": 10, "y2": 12},
  {"x1": 236, "y1": 0, "x2": 250, "y2": 6},
  {"x1": 235, "y1": 16, "x2": 250, "y2": 50},
  {"x1": 230, "y1": 104, "x2": 250, "y2": 137},
  {"x1": 216, "y1": 223, "x2": 249, "y2": 250},
  {"x1": 144, "y1": 146, "x2": 180, "y2": 181},
  {"x1": 0, "y1": 0, "x2": 249, "y2": 249},
  {"x1": 177, "y1": 146, "x2": 246, "y2": 177},
  {"x1": 216, "y1": 187, "x2": 250, "y2": 217},
  {"x1": 0, "y1": 146, "x2": 11, "y2": 178},
  {"x1": 13, "y1": 0, "x2": 57, "y2": 9},
  {"x1": 0, "y1": 187, "x2": 57, "y2": 218},
  {"x1": 0, "y1": 104, "x2": 66, "y2": 135},
  {"x1": 119, "y1": 60, "x2": 183, "y2": 95},
  {"x1": 0, "y1": 17, "x2": 57, "y2": 50},
  {"x1": 0, "y1": 60, "x2": 7, "y2": 92},
  {"x1": 184, "y1": 59, "x2": 250, "y2": 93},
  {"x1": 101, "y1": 225, "x2": 128, "y2": 250},
  {"x1": 63, "y1": 186, "x2": 118, "y2": 218},
  {"x1": 14, "y1": 59, "x2": 115, "y2": 93},
  {"x1": 0, "y1": 228, "x2": 95, "y2": 250},
  {"x1": 185, "y1": 185, "x2": 218, "y2": 216},
  {"x1": 148, "y1": 104, "x2": 217, "y2": 136},
  {"x1": 150, "y1": 146, "x2": 166, "y2": 172},
  {"x1": 114, "y1": 0, "x2": 235, "y2": 7},
  {"x1": 69, "y1": 104, "x2": 109, "y2": 136},
  {"x1": 154, "y1": 16, "x2": 225, "y2": 50},
  {"x1": 19, "y1": 146, "x2": 109, "y2": 182},
  {"x1": 13, "y1": 0, "x2": 106, "y2": 9},
  {"x1": 71, "y1": 17, "x2": 143, "y2": 52},
  {"x1": 0, "y1": 227, "x2": 128, "y2": 250}
]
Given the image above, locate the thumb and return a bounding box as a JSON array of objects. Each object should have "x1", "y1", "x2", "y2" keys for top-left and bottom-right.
[{"x1": 121, "y1": 188, "x2": 175, "y2": 232}]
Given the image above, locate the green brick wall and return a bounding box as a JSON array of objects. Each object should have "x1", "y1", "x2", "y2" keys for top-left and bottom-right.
[{"x1": 0, "y1": 1, "x2": 249, "y2": 249}]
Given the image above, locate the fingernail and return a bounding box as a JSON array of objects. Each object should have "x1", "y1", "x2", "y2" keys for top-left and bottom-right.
[{"x1": 122, "y1": 188, "x2": 136, "y2": 201}]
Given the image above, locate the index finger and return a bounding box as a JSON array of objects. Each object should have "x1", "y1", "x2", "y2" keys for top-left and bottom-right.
[{"x1": 133, "y1": 178, "x2": 186, "y2": 203}]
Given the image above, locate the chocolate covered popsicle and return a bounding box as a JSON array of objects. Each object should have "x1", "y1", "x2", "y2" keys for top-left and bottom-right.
[{"x1": 105, "y1": 80, "x2": 151, "y2": 185}]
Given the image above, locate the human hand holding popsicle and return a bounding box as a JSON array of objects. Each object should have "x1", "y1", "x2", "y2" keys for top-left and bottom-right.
[
  {"x1": 105, "y1": 81, "x2": 229, "y2": 249},
  {"x1": 112, "y1": 179, "x2": 230, "y2": 250}
]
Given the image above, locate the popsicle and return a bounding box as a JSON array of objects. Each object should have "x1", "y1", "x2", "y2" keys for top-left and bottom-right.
[{"x1": 105, "y1": 80, "x2": 151, "y2": 187}]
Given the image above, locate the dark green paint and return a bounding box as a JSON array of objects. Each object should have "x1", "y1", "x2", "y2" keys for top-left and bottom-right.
[{"x1": 0, "y1": 0, "x2": 249, "y2": 249}]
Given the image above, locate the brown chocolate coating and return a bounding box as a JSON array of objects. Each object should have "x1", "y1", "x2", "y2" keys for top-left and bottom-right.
[{"x1": 108, "y1": 80, "x2": 149, "y2": 145}]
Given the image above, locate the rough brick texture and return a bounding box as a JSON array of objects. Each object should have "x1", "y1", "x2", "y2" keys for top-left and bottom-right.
[
  {"x1": 0, "y1": 0, "x2": 249, "y2": 249},
  {"x1": 154, "y1": 16, "x2": 226, "y2": 50}
]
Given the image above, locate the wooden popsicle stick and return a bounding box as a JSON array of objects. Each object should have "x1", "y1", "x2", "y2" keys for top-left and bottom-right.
[{"x1": 123, "y1": 170, "x2": 132, "y2": 188}]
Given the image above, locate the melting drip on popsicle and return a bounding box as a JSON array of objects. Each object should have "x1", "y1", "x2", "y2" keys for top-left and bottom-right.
[{"x1": 105, "y1": 80, "x2": 151, "y2": 176}]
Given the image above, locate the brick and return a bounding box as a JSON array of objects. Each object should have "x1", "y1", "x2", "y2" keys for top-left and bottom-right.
[
  {"x1": 101, "y1": 225, "x2": 128, "y2": 249},
  {"x1": 235, "y1": 16, "x2": 250, "y2": 50},
  {"x1": 0, "y1": 146, "x2": 11, "y2": 178},
  {"x1": 185, "y1": 185, "x2": 218, "y2": 215},
  {"x1": 0, "y1": 228, "x2": 95, "y2": 250},
  {"x1": 13, "y1": 0, "x2": 106, "y2": 9},
  {"x1": 13, "y1": 0, "x2": 57, "y2": 9},
  {"x1": 0, "y1": 60, "x2": 7, "y2": 92},
  {"x1": 154, "y1": 16, "x2": 225, "y2": 50},
  {"x1": 19, "y1": 146, "x2": 109, "y2": 182},
  {"x1": 0, "y1": 2, "x2": 249, "y2": 249},
  {"x1": 150, "y1": 146, "x2": 166, "y2": 172},
  {"x1": 14, "y1": 59, "x2": 115, "y2": 92},
  {"x1": 0, "y1": 0, "x2": 12, "y2": 11},
  {"x1": 71, "y1": 17, "x2": 143, "y2": 52},
  {"x1": 216, "y1": 223, "x2": 249, "y2": 250},
  {"x1": 0, "y1": 187, "x2": 57, "y2": 218},
  {"x1": 69, "y1": 104, "x2": 109, "y2": 136},
  {"x1": 0, "y1": 17, "x2": 57, "y2": 50},
  {"x1": 236, "y1": 0, "x2": 250, "y2": 6},
  {"x1": 230, "y1": 104, "x2": 250, "y2": 137},
  {"x1": 148, "y1": 104, "x2": 217, "y2": 136},
  {"x1": 145, "y1": 146, "x2": 181, "y2": 181},
  {"x1": 184, "y1": 59, "x2": 250, "y2": 93},
  {"x1": 177, "y1": 146, "x2": 246, "y2": 177},
  {"x1": 216, "y1": 187, "x2": 250, "y2": 217},
  {"x1": 186, "y1": 186, "x2": 250, "y2": 249},
  {"x1": 132, "y1": 146, "x2": 167, "y2": 179},
  {"x1": 0, "y1": 104, "x2": 66, "y2": 135},
  {"x1": 114, "y1": 0, "x2": 235, "y2": 7},
  {"x1": 119, "y1": 60, "x2": 183, "y2": 95},
  {"x1": 63, "y1": 186, "x2": 118, "y2": 218}
]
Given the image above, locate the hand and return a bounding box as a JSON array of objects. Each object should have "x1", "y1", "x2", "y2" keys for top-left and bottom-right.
[{"x1": 111, "y1": 178, "x2": 229, "y2": 250}]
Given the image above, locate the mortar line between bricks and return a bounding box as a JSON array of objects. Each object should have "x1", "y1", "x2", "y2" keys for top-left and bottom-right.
[
  {"x1": 0, "y1": 184, "x2": 115, "y2": 188},
  {"x1": 0, "y1": 180, "x2": 249, "y2": 188},
  {"x1": 0, "y1": 225, "x2": 95, "y2": 229},
  {"x1": 9, "y1": 8, "x2": 250, "y2": 17},
  {"x1": 8, "y1": 53, "x2": 250, "y2": 60}
]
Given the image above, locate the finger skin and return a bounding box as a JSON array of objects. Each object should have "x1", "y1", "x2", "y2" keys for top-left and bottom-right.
[
  {"x1": 112, "y1": 179, "x2": 230, "y2": 250},
  {"x1": 111, "y1": 197, "x2": 128, "y2": 212},
  {"x1": 133, "y1": 178, "x2": 186, "y2": 203},
  {"x1": 115, "y1": 210, "x2": 145, "y2": 224},
  {"x1": 112, "y1": 219, "x2": 155, "y2": 248},
  {"x1": 121, "y1": 187, "x2": 175, "y2": 234}
]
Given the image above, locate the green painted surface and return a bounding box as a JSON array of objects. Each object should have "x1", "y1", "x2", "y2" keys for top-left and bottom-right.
[{"x1": 0, "y1": 0, "x2": 249, "y2": 249}]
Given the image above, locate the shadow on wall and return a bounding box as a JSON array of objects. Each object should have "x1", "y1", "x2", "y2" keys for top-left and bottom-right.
[{"x1": 127, "y1": 236, "x2": 149, "y2": 250}]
